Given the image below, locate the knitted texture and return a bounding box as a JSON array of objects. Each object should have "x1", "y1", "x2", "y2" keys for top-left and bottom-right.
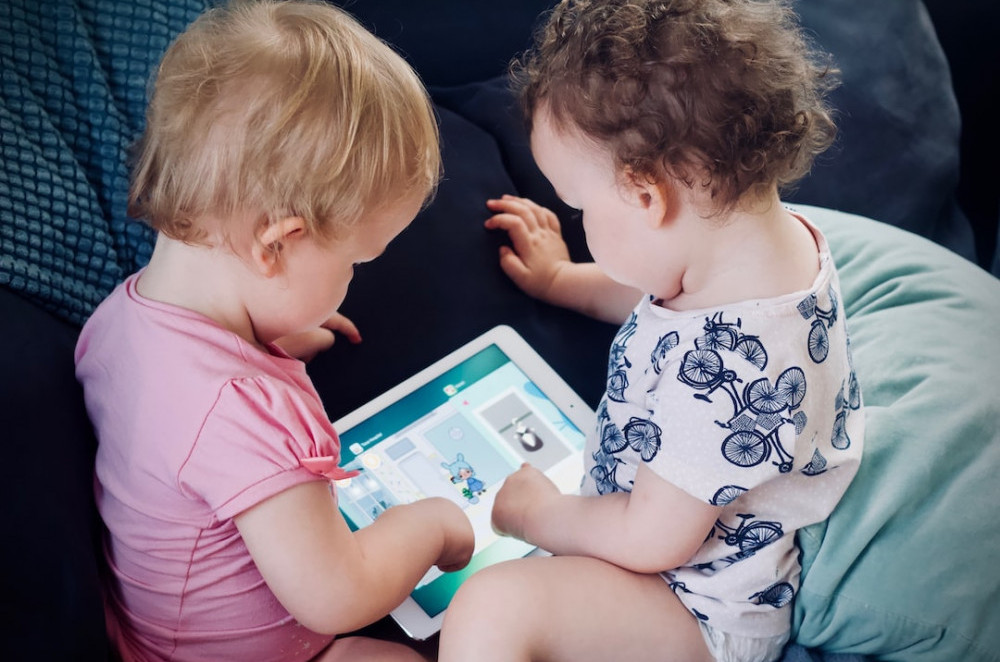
[{"x1": 0, "y1": 0, "x2": 207, "y2": 325}]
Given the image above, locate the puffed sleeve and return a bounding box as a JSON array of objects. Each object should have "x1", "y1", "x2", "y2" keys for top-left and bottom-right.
[{"x1": 178, "y1": 376, "x2": 355, "y2": 521}]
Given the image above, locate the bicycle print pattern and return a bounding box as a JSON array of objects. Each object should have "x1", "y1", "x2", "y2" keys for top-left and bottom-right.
[
  {"x1": 677, "y1": 313, "x2": 806, "y2": 474},
  {"x1": 588, "y1": 289, "x2": 861, "y2": 628},
  {"x1": 591, "y1": 311, "x2": 815, "y2": 493},
  {"x1": 831, "y1": 370, "x2": 862, "y2": 450},
  {"x1": 797, "y1": 285, "x2": 839, "y2": 363},
  {"x1": 695, "y1": 512, "x2": 785, "y2": 572},
  {"x1": 606, "y1": 311, "x2": 638, "y2": 403}
]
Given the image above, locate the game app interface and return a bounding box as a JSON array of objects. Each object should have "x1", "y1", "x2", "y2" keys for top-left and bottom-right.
[{"x1": 335, "y1": 344, "x2": 587, "y2": 616}]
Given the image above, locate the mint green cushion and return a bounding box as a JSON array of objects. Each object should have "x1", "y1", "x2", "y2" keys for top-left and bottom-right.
[{"x1": 791, "y1": 205, "x2": 1000, "y2": 661}]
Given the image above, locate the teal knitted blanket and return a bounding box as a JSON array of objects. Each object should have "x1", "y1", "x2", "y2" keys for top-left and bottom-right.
[{"x1": 0, "y1": 0, "x2": 207, "y2": 325}]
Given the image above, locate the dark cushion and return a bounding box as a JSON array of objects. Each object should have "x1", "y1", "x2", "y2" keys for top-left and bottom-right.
[
  {"x1": 0, "y1": 286, "x2": 107, "y2": 662},
  {"x1": 329, "y1": 0, "x2": 552, "y2": 86},
  {"x1": 789, "y1": 0, "x2": 975, "y2": 262},
  {"x1": 923, "y1": 0, "x2": 1000, "y2": 272}
]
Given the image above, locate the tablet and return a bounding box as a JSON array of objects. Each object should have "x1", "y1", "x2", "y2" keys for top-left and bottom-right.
[{"x1": 331, "y1": 325, "x2": 594, "y2": 640}]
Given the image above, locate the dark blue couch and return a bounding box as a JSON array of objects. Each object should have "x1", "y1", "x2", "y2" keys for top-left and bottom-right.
[{"x1": 2, "y1": 2, "x2": 997, "y2": 660}]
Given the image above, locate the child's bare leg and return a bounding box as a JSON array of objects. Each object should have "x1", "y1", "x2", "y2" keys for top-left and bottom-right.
[
  {"x1": 440, "y1": 555, "x2": 713, "y2": 662},
  {"x1": 315, "y1": 635, "x2": 430, "y2": 662}
]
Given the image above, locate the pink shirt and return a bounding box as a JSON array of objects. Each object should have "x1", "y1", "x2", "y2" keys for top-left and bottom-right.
[{"x1": 75, "y1": 273, "x2": 353, "y2": 662}]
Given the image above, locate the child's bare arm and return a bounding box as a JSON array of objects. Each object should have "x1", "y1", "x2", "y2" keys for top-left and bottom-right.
[
  {"x1": 235, "y1": 482, "x2": 474, "y2": 635},
  {"x1": 492, "y1": 463, "x2": 718, "y2": 574},
  {"x1": 485, "y1": 195, "x2": 640, "y2": 324}
]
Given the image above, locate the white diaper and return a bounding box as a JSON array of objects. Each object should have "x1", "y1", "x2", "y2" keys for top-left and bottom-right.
[{"x1": 697, "y1": 621, "x2": 791, "y2": 662}]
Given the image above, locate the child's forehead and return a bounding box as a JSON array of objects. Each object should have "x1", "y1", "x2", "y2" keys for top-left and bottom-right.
[{"x1": 530, "y1": 109, "x2": 608, "y2": 164}]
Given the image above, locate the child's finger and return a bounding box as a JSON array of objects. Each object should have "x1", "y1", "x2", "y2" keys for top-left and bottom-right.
[
  {"x1": 495, "y1": 196, "x2": 562, "y2": 234},
  {"x1": 498, "y1": 245, "x2": 532, "y2": 284},
  {"x1": 322, "y1": 312, "x2": 362, "y2": 343},
  {"x1": 487, "y1": 196, "x2": 541, "y2": 229},
  {"x1": 484, "y1": 211, "x2": 531, "y2": 235},
  {"x1": 515, "y1": 198, "x2": 560, "y2": 232},
  {"x1": 488, "y1": 195, "x2": 529, "y2": 211},
  {"x1": 273, "y1": 328, "x2": 335, "y2": 362},
  {"x1": 517, "y1": 197, "x2": 547, "y2": 217},
  {"x1": 511, "y1": 197, "x2": 557, "y2": 228},
  {"x1": 310, "y1": 328, "x2": 337, "y2": 353},
  {"x1": 541, "y1": 206, "x2": 562, "y2": 232}
]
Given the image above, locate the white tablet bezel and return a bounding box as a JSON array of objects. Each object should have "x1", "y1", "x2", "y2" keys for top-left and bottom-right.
[{"x1": 331, "y1": 324, "x2": 595, "y2": 640}]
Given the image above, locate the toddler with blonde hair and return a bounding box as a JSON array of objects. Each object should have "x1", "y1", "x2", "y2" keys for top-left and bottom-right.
[{"x1": 75, "y1": 2, "x2": 473, "y2": 660}]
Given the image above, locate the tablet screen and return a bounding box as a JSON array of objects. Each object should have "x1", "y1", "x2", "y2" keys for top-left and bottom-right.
[{"x1": 333, "y1": 338, "x2": 588, "y2": 622}]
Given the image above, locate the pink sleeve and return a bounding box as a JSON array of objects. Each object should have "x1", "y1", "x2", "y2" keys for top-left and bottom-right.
[{"x1": 178, "y1": 376, "x2": 341, "y2": 520}]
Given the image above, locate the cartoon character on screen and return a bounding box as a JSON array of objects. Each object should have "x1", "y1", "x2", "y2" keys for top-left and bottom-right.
[
  {"x1": 442, "y1": 454, "x2": 486, "y2": 504},
  {"x1": 513, "y1": 417, "x2": 544, "y2": 452}
]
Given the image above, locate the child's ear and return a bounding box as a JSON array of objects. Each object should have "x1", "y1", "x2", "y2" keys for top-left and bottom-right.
[
  {"x1": 625, "y1": 168, "x2": 672, "y2": 228},
  {"x1": 251, "y1": 216, "x2": 307, "y2": 277}
]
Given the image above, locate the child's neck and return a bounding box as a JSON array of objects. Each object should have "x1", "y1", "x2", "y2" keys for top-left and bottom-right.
[
  {"x1": 137, "y1": 234, "x2": 263, "y2": 348},
  {"x1": 660, "y1": 195, "x2": 819, "y2": 312}
]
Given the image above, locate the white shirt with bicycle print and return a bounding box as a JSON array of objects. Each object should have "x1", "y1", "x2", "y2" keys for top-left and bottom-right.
[{"x1": 581, "y1": 218, "x2": 864, "y2": 639}]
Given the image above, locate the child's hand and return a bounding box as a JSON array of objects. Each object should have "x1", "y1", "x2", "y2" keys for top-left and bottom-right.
[
  {"x1": 273, "y1": 312, "x2": 361, "y2": 361},
  {"x1": 425, "y1": 497, "x2": 475, "y2": 573},
  {"x1": 320, "y1": 311, "x2": 362, "y2": 343},
  {"x1": 491, "y1": 463, "x2": 560, "y2": 542},
  {"x1": 485, "y1": 195, "x2": 572, "y2": 304}
]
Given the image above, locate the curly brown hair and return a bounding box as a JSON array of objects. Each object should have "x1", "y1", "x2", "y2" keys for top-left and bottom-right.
[{"x1": 512, "y1": 0, "x2": 838, "y2": 212}]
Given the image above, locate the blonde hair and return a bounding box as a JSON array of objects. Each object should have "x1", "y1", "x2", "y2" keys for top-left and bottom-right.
[{"x1": 129, "y1": 0, "x2": 440, "y2": 243}]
